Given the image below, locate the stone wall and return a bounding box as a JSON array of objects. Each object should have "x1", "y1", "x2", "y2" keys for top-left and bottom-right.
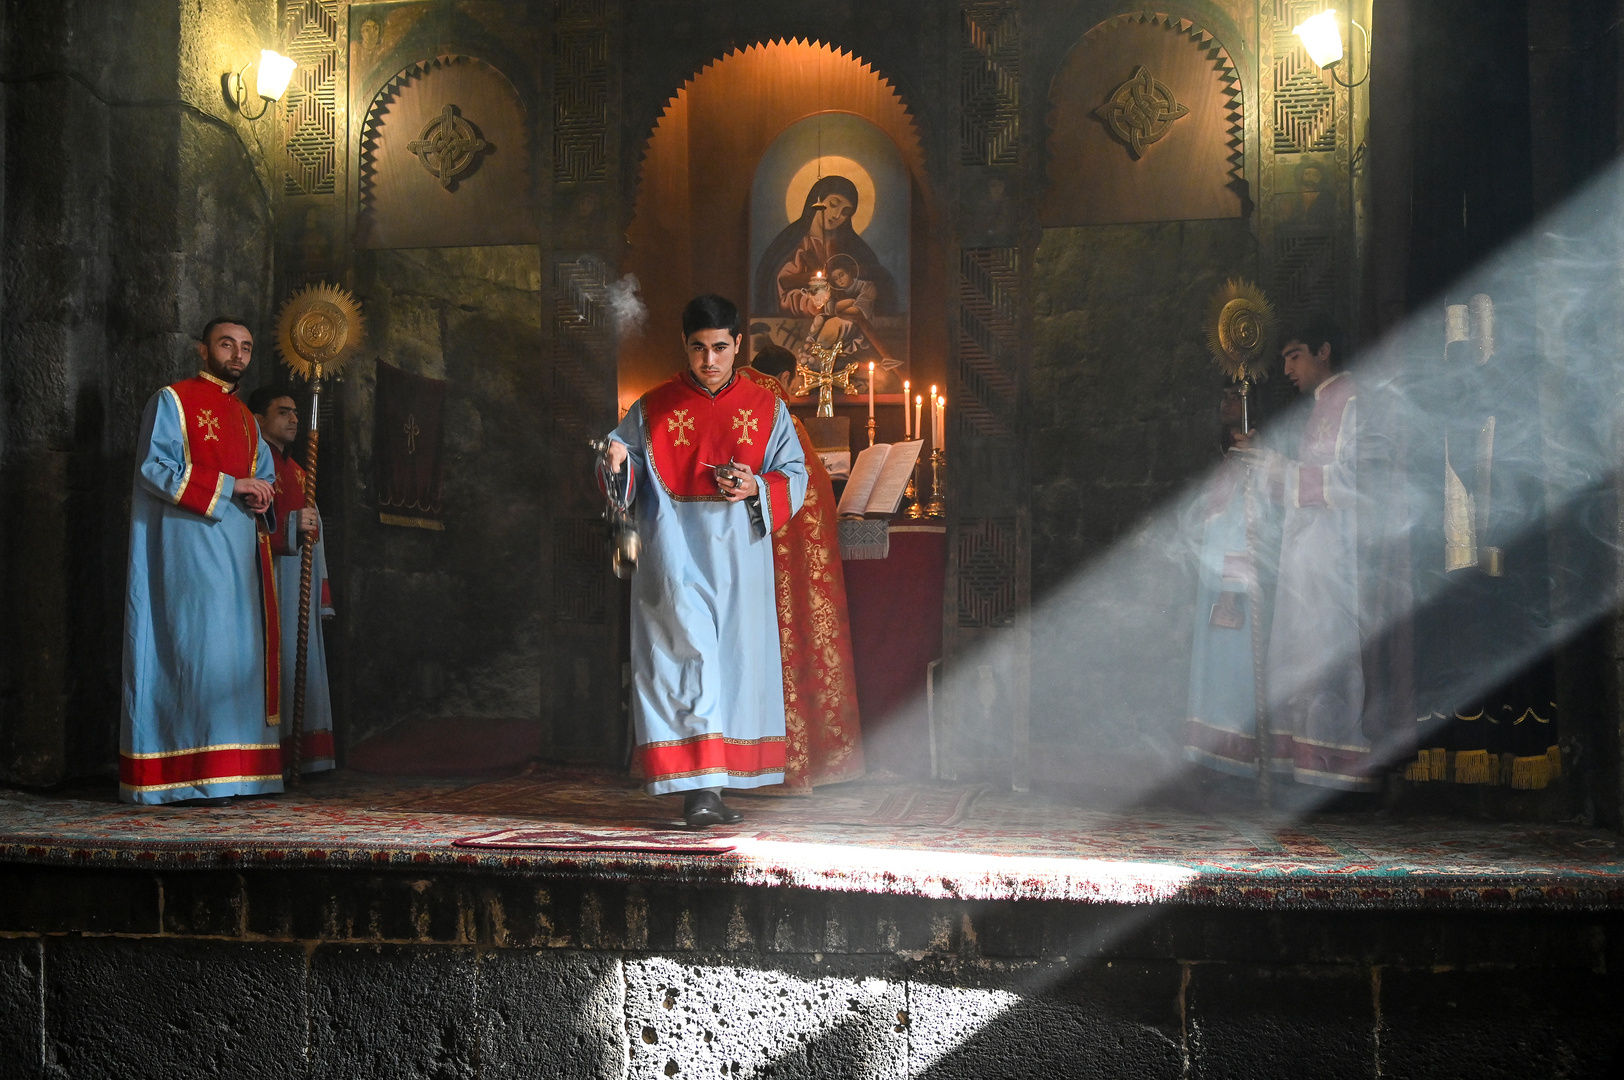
[
  {"x1": 0, "y1": 0, "x2": 279, "y2": 786},
  {"x1": 1028, "y1": 220, "x2": 1258, "y2": 763},
  {"x1": 341, "y1": 246, "x2": 547, "y2": 746},
  {"x1": 4, "y1": 864, "x2": 1622, "y2": 1077}
]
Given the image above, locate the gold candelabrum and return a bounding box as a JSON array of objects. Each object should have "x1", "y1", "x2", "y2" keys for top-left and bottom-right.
[
  {"x1": 925, "y1": 448, "x2": 946, "y2": 518},
  {"x1": 795, "y1": 339, "x2": 859, "y2": 418},
  {"x1": 903, "y1": 470, "x2": 922, "y2": 519}
]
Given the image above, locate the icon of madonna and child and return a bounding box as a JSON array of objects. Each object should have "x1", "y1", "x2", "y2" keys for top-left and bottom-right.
[{"x1": 749, "y1": 121, "x2": 911, "y2": 397}]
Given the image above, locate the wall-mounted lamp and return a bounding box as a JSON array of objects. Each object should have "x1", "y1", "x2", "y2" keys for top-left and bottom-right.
[
  {"x1": 1293, "y1": 9, "x2": 1369, "y2": 88},
  {"x1": 227, "y1": 50, "x2": 297, "y2": 120}
]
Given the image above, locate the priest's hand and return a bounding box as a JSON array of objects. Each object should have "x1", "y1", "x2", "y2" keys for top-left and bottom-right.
[
  {"x1": 298, "y1": 507, "x2": 320, "y2": 541},
  {"x1": 235, "y1": 477, "x2": 274, "y2": 513},
  {"x1": 717, "y1": 461, "x2": 758, "y2": 502},
  {"x1": 1231, "y1": 428, "x2": 1257, "y2": 451},
  {"x1": 606, "y1": 440, "x2": 628, "y2": 474}
]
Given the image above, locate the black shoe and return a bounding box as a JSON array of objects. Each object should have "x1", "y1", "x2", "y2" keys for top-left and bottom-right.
[
  {"x1": 683, "y1": 790, "x2": 745, "y2": 828},
  {"x1": 167, "y1": 796, "x2": 232, "y2": 807}
]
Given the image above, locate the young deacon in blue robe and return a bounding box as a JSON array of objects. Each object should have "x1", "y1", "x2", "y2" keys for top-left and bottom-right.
[
  {"x1": 121, "y1": 318, "x2": 284, "y2": 805},
  {"x1": 603, "y1": 295, "x2": 808, "y2": 826}
]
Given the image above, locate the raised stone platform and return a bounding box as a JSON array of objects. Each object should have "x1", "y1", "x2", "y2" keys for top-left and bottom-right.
[{"x1": 3, "y1": 773, "x2": 1623, "y2": 1077}]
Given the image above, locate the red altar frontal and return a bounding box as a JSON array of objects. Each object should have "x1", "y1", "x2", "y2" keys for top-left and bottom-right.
[{"x1": 842, "y1": 524, "x2": 946, "y2": 778}]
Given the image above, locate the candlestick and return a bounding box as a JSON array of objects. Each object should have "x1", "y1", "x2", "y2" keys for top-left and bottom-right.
[
  {"x1": 913, "y1": 394, "x2": 923, "y2": 444},
  {"x1": 867, "y1": 362, "x2": 875, "y2": 418},
  {"x1": 925, "y1": 449, "x2": 946, "y2": 518},
  {"x1": 902, "y1": 380, "x2": 911, "y2": 438}
]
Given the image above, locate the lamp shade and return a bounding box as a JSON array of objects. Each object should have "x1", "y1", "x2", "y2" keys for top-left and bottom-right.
[
  {"x1": 256, "y1": 50, "x2": 297, "y2": 102},
  {"x1": 1293, "y1": 10, "x2": 1345, "y2": 68}
]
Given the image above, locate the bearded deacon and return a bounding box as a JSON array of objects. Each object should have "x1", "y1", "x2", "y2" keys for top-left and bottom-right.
[
  {"x1": 602, "y1": 295, "x2": 808, "y2": 826},
  {"x1": 121, "y1": 317, "x2": 283, "y2": 805}
]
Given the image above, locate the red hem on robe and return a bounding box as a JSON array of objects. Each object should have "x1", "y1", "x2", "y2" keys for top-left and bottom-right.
[
  {"x1": 1183, "y1": 719, "x2": 1292, "y2": 769},
  {"x1": 283, "y1": 728, "x2": 335, "y2": 766},
  {"x1": 637, "y1": 734, "x2": 787, "y2": 783},
  {"x1": 120, "y1": 744, "x2": 285, "y2": 791}
]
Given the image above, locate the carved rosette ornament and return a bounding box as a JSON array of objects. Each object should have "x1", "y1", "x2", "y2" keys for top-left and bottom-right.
[
  {"x1": 407, "y1": 104, "x2": 489, "y2": 189},
  {"x1": 1095, "y1": 65, "x2": 1190, "y2": 158}
]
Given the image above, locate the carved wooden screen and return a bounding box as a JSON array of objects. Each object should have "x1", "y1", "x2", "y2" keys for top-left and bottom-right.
[
  {"x1": 1041, "y1": 13, "x2": 1244, "y2": 226},
  {"x1": 358, "y1": 55, "x2": 540, "y2": 248}
]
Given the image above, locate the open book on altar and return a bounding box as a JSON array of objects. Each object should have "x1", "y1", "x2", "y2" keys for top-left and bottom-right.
[{"x1": 836, "y1": 440, "x2": 924, "y2": 518}]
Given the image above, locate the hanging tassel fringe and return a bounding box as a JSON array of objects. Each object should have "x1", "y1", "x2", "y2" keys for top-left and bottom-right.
[
  {"x1": 1452, "y1": 749, "x2": 1495, "y2": 785},
  {"x1": 1404, "y1": 747, "x2": 1449, "y2": 782},
  {"x1": 1546, "y1": 744, "x2": 1562, "y2": 780},
  {"x1": 1510, "y1": 753, "x2": 1552, "y2": 790}
]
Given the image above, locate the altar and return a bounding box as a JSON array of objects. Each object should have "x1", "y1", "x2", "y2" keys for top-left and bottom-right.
[{"x1": 841, "y1": 523, "x2": 946, "y2": 778}]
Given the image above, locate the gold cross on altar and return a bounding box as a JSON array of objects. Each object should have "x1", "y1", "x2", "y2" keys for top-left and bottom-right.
[
  {"x1": 732, "y1": 408, "x2": 758, "y2": 444},
  {"x1": 196, "y1": 409, "x2": 221, "y2": 442},
  {"x1": 795, "y1": 340, "x2": 860, "y2": 418},
  {"x1": 667, "y1": 409, "x2": 693, "y2": 446},
  {"x1": 404, "y1": 414, "x2": 420, "y2": 454}
]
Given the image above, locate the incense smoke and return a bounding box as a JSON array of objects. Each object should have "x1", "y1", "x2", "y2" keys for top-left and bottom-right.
[{"x1": 607, "y1": 273, "x2": 649, "y2": 341}]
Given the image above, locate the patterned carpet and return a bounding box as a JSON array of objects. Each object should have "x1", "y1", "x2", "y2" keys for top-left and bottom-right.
[{"x1": 1, "y1": 770, "x2": 1621, "y2": 909}]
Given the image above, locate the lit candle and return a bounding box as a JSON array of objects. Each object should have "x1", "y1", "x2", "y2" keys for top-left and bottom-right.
[
  {"x1": 914, "y1": 395, "x2": 924, "y2": 444},
  {"x1": 929, "y1": 385, "x2": 938, "y2": 450},
  {"x1": 937, "y1": 395, "x2": 946, "y2": 452},
  {"x1": 868, "y1": 362, "x2": 875, "y2": 418},
  {"x1": 902, "y1": 380, "x2": 911, "y2": 438}
]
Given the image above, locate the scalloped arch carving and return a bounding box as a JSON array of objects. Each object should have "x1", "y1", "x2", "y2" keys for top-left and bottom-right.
[
  {"x1": 1041, "y1": 13, "x2": 1245, "y2": 226},
  {"x1": 622, "y1": 39, "x2": 932, "y2": 405},
  {"x1": 357, "y1": 55, "x2": 539, "y2": 249}
]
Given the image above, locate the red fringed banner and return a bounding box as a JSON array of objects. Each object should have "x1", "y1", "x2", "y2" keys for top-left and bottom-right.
[{"x1": 375, "y1": 360, "x2": 447, "y2": 530}]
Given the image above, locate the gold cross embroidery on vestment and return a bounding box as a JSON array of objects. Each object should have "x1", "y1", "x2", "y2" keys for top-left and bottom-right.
[
  {"x1": 668, "y1": 409, "x2": 694, "y2": 446},
  {"x1": 732, "y1": 409, "x2": 758, "y2": 444},
  {"x1": 197, "y1": 410, "x2": 221, "y2": 442}
]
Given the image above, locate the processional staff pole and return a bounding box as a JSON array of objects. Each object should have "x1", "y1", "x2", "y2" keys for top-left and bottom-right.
[
  {"x1": 1204, "y1": 279, "x2": 1277, "y2": 807},
  {"x1": 287, "y1": 359, "x2": 323, "y2": 786},
  {"x1": 275, "y1": 284, "x2": 364, "y2": 788}
]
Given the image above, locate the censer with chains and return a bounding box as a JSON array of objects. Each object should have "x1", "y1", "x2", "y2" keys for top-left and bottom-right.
[{"x1": 590, "y1": 438, "x2": 639, "y2": 578}]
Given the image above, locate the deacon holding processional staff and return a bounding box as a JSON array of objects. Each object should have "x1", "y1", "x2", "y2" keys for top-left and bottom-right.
[
  {"x1": 120, "y1": 317, "x2": 284, "y2": 805},
  {"x1": 601, "y1": 295, "x2": 809, "y2": 827},
  {"x1": 250, "y1": 387, "x2": 337, "y2": 776}
]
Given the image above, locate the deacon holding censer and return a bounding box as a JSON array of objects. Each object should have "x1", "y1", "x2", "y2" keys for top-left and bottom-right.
[{"x1": 600, "y1": 295, "x2": 808, "y2": 827}]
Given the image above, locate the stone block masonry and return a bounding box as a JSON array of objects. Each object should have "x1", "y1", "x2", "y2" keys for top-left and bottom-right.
[{"x1": 1, "y1": 864, "x2": 1623, "y2": 1077}]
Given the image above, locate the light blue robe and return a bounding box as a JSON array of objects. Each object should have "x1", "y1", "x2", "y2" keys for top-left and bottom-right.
[
  {"x1": 1183, "y1": 460, "x2": 1276, "y2": 779},
  {"x1": 609, "y1": 390, "x2": 808, "y2": 795},
  {"x1": 274, "y1": 516, "x2": 335, "y2": 772},
  {"x1": 121, "y1": 387, "x2": 283, "y2": 804}
]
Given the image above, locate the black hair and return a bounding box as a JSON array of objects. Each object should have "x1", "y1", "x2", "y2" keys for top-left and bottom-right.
[
  {"x1": 246, "y1": 386, "x2": 295, "y2": 416},
  {"x1": 199, "y1": 315, "x2": 253, "y2": 343},
  {"x1": 752, "y1": 343, "x2": 797, "y2": 381},
  {"x1": 682, "y1": 294, "x2": 741, "y2": 339},
  {"x1": 1280, "y1": 313, "x2": 1344, "y2": 371}
]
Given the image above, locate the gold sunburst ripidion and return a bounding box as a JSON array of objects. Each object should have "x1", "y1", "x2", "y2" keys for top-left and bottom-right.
[
  {"x1": 276, "y1": 283, "x2": 365, "y2": 380},
  {"x1": 1205, "y1": 279, "x2": 1275, "y2": 382}
]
